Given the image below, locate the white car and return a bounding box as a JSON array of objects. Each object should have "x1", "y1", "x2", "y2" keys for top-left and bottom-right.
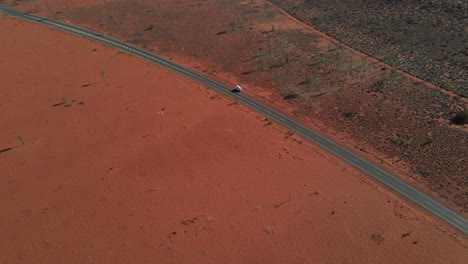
[{"x1": 234, "y1": 85, "x2": 243, "y2": 92}]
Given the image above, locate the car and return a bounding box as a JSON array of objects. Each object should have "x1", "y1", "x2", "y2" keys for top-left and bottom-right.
[{"x1": 234, "y1": 85, "x2": 243, "y2": 92}]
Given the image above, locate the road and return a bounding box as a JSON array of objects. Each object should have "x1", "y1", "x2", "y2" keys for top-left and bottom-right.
[{"x1": 1, "y1": 6, "x2": 467, "y2": 234}]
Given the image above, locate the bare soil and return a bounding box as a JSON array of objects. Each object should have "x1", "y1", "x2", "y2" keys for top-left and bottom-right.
[
  {"x1": 8, "y1": 0, "x2": 465, "y2": 213},
  {"x1": 1, "y1": 14, "x2": 467, "y2": 264}
]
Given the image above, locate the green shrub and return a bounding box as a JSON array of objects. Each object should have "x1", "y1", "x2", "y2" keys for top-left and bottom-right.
[
  {"x1": 305, "y1": 76, "x2": 316, "y2": 84},
  {"x1": 451, "y1": 111, "x2": 468, "y2": 125},
  {"x1": 284, "y1": 94, "x2": 298, "y2": 100}
]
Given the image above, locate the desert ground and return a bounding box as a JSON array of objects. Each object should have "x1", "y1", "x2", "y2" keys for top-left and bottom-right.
[
  {"x1": 0, "y1": 7, "x2": 468, "y2": 263},
  {"x1": 0, "y1": 11, "x2": 467, "y2": 264},
  {"x1": 4, "y1": 0, "x2": 466, "y2": 213}
]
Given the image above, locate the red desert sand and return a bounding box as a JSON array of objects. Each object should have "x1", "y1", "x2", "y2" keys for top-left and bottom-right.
[{"x1": 0, "y1": 16, "x2": 466, "y2": 264}]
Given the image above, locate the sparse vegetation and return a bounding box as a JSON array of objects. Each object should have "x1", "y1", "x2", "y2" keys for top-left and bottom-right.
[
  {"x1": 451, "y1": 111, "x2": 468, "y2": 125},
  {"x1": 271, "y1": 0, "x2": 468, "y2": 97},
  {"x1": 401, "y1": 231, "x2": 411, "y2": 238},
  {"x1": 17, "y1": 135, "x2": 24, "y2": 145},
  {"x1": 283, "y1": 93, "x2": 298, "y2": 100},
  {"x1": 63, "y1": 97, "x2": 71, "y2": 107},
  {"x1": 342, "y1": 111, "x2": 354, "y2": 118},
  {"x1": 100, "y1": 70, "x2": 108, "y2": 85},
  {"x1": 370, "y1": 231, "x2": 384, "y2": 245},
  {"x1": 106, "y1": 16, "x2": 117, "y2": 34},
  {"x1": 144, "y1": 24, "x2": 154, "y2": 31},
  {"x1": 64, "y1": 2, "x2": 72, "y2": 18},
  {"x1": 305, "y1": 76, "x2": 316, "y2": 84},
  {"x1": 284, "y1": 131, "x2": 294, "y2": 140},
  {"x1": 44, "y1": 0, "x2": 54, "y2": 16},
  {"x1": 228, "y1": 21, "x2": 236, "y2": 32}
]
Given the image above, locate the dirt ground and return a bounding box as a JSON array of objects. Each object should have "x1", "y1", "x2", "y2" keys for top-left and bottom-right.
[
  {"x1": 7, "y1": 0, "x2": 466, "y2": 213},
  {"x1": 0, "y1": 14, "x2": 467, "y2": 264}
]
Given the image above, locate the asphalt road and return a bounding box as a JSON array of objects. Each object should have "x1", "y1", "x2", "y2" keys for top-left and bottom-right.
[{"x1": 1, "y1": 6, "x2": 467, "y2": 234}]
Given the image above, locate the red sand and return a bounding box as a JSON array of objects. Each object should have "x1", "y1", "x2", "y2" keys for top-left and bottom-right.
[
  {"x1": 0, "y1": 16, "x2": 466, "y2": 264},
  {"x1": 4, "y1": 0, "x2": 467, "y2": 213}
]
